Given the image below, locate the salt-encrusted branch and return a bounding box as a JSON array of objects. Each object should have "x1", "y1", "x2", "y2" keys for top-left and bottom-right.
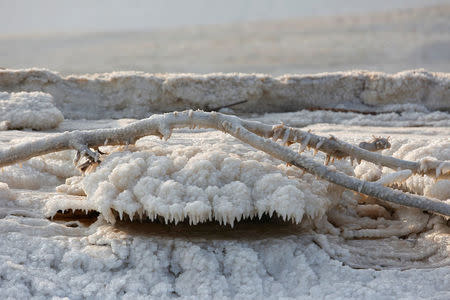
[
  {"x1": 240, "y1": 120, "x2": 449, "y2": 178},
  {"x1": 0, "y1": 110, "x2": 449, "y2": 217}
]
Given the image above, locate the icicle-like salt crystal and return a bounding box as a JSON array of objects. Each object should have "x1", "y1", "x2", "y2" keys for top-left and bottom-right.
[
  {"x1": 316, "y1": 138, "x2": 325, "y2": 149},
  {"x1": 258, "y1": 211, "x2": 264, "y2": 219},
  {"x1": 436, "y1": 161, "x2": 449, "y2": 177},
  {"x1": 376, "y1": 170, "x2": 412, "y2": 186},
  {"x1": 158, "y1": 123, "x2": 172, "y2": 141},
  {"x1": 358, "y1": 182, "x2": 364, "y2": 193},
  {"x1": 299, "y1": 135, "x2": 311, "y2": 153},
  {"x1": 271, "y1": 128, "x2": 282, "y2": 141},
  {"x1": 282, "y1": 127, "x2": 291, "y2": 145}
]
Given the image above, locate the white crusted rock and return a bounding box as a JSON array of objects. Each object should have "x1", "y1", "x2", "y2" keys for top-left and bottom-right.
[{"x1": 0, "y1": 92, "x2": 64, "y2": 130}]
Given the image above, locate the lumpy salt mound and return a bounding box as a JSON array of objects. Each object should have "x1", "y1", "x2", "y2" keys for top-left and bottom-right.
[
  {"x1": 0, "y1": 182, "x2": 15, "y2": 201},
  {"x1": 0, "y1": 92, "x2": 64, "y2": 130},
  {"x1": 47, "y1": 135, "x2": 339, "y2": 226}
]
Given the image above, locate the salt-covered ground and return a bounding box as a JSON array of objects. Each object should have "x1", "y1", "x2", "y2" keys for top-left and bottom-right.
[
  {"x1": 0, "y1": 101, "x2": 449, "y2": 298},
  {"x1": 0, "y1": 3, "x2": 449, "y2": 295}
]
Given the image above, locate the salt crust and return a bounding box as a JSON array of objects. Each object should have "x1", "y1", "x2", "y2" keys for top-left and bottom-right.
[
  {"x1": 46, "y1": 135, "x2": 334, "y2": 226},
  {"x1": 252, "y1": 107, "x2": 450, "y2": 127},
  {"x1": 1, "y1": 121, "x2": 449, "y2": 298},
  {"x1": 0, "y1": 91, "x2": 64, "y2": 130},
  {"x1": 0, "y1": 150, "x2": 79, "y2": 190},
  {"x1": 1, "y1": 216, "x2": 449, "y2": 299},
  {"x1": 0, "y1": 69, "x2": 448, "y2": 119},
  {"x1": 0, "y1": 182, "x2": 15, "y2": 201},
  {"x1": 355, "y1": 138, "x2": 450, "y2": 200}
]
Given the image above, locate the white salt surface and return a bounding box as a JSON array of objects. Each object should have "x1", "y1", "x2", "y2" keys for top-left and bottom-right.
[
  {"x1": 1, "y1": 69, "x2": 449, "y2": 119},
  {"x1": 250, "y1": 107, "x2": 450, "y2": 127},
  {"x1": 0, "y1": 91, "x2": 64, "y2": 130},
  {"x1": 0, "y1": 115, "x2": 449, "y2": 298},
  {"x1": 0, "y1": 65, "x2": 449, "y2": 298}
]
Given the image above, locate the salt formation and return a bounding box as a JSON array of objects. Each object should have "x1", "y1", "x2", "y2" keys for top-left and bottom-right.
[
  {"x1": 0, "y1": 182, "x2": 15, "y2": 201},
  {"x1": 0, "y1": 91, "x2": 64, "y2": 130},
  {"x1": 355, "y1": 138, "x2": 450, "y2": 200},
  {"x1": 250, "y1": 105, "x2": 450, "y2": 127},
  {"x1": 0, "y1": 69, "x2": 448, "y2": 119},
  {"x1": 0, "y1": 150, "x2": 79, "y2": 190},
  {"x1": 46, "y1": 135, "x2": 333, "y2": 226},
  {"x1": 0, "y1": 66, "x2": 449, "y2": 298},
  {"x1": 3, "y1": 109, "x2": 448, "y2": 217}
]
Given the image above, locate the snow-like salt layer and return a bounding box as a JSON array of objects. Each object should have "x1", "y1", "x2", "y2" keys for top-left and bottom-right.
[
  {"x1": 0, "y1": 91, "x2": 64, "y2": 130},
  {"x1": 1, "y1": 215, "x2": 449, "y2": 299},
  {"x1": 251, "y1": 106, "x2": 450, "y2": 127},
  {"x1": 0, "y1": 150, "x2": 79, "y2": 190},
  {"x1": 0, "y1": 69, "x2": 449, "y2": 119},
  {"x1": 0, "y1": 67, "x2": 449, "y2": 299},
  {"x1": 46, "y1": 133, "x2": 336, "y2": 226},
  {"x1": 0, "y1": 117, "x2": 449, "y2": 298},
  {"x1": 0, "y1": 182, "x2": 15, "y2": 201}
]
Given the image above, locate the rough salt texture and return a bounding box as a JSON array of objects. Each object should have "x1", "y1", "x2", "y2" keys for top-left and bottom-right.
[
  {"x1": 354, "y1": 138, "x2": 450, "y2": 200},
  {"x1": 0, "y1": 150, "x2": 79, "y2": 190},
  {"x1": 0, "y1": 92, "x2": 64, "y2": 130},
  {"x1": 0, "y1": 118, "x2": 449, "y2": 299},
  {"x1": 1, "y1": 216, "x2": 449, "y2": 299},
  {"x1": 250, "y1": 106, "x2": 450, "y2": 127},
  {"x1": 46, "y1": 135, "x2": 336, "y2": 226},
  {"x1": 0, "y1": 182, "x2": 15, "y2": 201},
  {"x1": 0, "y1": 69, "x2": 448, "y2": 119}
]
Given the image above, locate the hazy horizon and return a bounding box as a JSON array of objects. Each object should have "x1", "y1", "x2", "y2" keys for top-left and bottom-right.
[{"x1": 1, "y1": 0, "x2": 448, "y2": 35}]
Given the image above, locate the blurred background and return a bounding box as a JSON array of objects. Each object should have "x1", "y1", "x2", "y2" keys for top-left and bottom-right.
[{"x1": 1, "y1": 0, "x2": 449, "y2": 75}]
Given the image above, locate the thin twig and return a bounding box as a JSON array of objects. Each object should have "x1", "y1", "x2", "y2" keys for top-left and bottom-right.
[{"x1": 206, "y1": 99, "x2": 248, "y2": 112}]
